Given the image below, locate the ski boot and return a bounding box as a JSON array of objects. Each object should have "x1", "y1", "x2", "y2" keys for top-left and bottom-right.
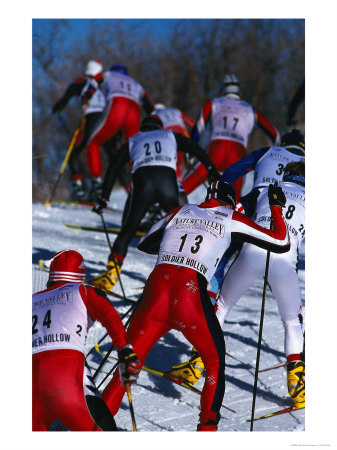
[
  {"x1": 287, "y1": 360, "x2": 305, "y2": 405},
  {"x1": 90, "y1": 260, "x2": 121, "y2": 292},
  {"x1": 197, "y1": 411, "x2": 218, "y2": 431},
  {"x1": 89, "y1": 177, "x2": 103, "y2": 201},
  {"x1": 138, "y1": 203, "x2": 163, "y2": 231},
  {"x1": 70, "y1": 179, "x2": 86, "y2": 201},
  {"x1": 167, "y1": 348, "x2": 204, "y2": 386}
]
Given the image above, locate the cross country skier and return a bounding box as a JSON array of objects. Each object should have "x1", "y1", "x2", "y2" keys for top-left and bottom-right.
[
  {"x1": 216, "y1": 161, "x2": 305, "y2": 406},
  {"x1": 182, "y1": 74, "x2": 280, "y2": 200},
  {"x1": 85, "y1": 63, "x2": 155, "y2": 198},
  {"x1": 208, "y1": 128, "x2": 305, "y2": 293},
  {"x1": 52, "y1": 60, "x2": 107, "y2": 200},
  {"x1": 152, "y1": 103, "x2": 195, "y2": 180},
  {"x1": 100, "y1": 180, "x2": 290, "y2": 431},
  {"x1": 219, "y1": 128, "x2": 305, "y2": 196},
  {"x1": 32, "y1": 249, "x2": 141, "y2": 431},
  {"x1": 90, "y1": 114, "x2": 220, "y2": 292},
  {"x1": 168, "y1": 130, "x2": 305, "y2": 384}
]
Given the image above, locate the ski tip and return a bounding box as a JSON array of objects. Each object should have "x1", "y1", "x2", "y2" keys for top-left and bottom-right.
[
  {"x1": 247, "y1": 403, "x2": 305, "y2": 421},
  {"x1": 38, "y1": 259, "x2": 49, "y2": 272}
]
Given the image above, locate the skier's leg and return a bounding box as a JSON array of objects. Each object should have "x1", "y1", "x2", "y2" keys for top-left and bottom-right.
[{"x1": 102, "y1": 269, "x2": 170, "y2": 415}]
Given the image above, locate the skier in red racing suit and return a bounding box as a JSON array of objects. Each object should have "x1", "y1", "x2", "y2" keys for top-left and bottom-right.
[
  {"x1": 32, "y1": 249, "x2": 141, "y2": 431},
  {"x1": 101, "y1": 181, "x2": 290, "y2": 431}
]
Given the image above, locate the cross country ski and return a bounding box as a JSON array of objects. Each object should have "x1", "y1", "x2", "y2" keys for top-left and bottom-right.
[
  {"x1": 247, "y1": 403, "x2": 305, "y2": 421},
  {"x1": 63, "y1": 221, "x2": 145, "y2": 237},
  {"x1": 93, "y1": 343, "x2": 236, "y2": 413}
]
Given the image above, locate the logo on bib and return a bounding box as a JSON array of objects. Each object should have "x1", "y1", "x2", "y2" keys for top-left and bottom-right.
[{"x1": 186, "y1": 280, "x2": 197, "y2": 293}]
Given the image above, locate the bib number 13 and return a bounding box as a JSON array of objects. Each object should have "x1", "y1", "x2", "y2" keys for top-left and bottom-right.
[{"x1": 178, "y1": 234, "x2": 203, "y2": 253}]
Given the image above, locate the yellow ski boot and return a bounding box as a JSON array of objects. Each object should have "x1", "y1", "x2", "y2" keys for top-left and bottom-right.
[
  {"x1": 287, "y1": 360, "x2": 305, "y2": 406},
  {"x1": 90, "y1": 261, "x2": 121, "y2": 292},
  {"x1": 168, "y1": 348, "x2": 204, "y2": 386}
]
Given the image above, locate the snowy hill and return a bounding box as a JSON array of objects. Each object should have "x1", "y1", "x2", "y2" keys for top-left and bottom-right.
[{"x1": 31, "y1": 186, "x2": 307, "y2": 439}]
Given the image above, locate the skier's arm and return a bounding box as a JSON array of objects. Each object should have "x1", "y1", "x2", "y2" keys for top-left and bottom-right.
[
  {"x1": 255, "y1": 109, "x2": 280, "y2": 144},
  {"x1": 81, "y1": 73, "x2": 105, "y2": 105},
  {"x1": 138, "y1": 206, "x2": 182, "y2": 254},
  {"x1": 190, "y1": 100, "x2": 212, "y2": 142},
  {"x1": 230, "y1": 185, "x2": 290, "y2": 253},
  {"x1": 220, "y1": 147, "x2": 269, "y2": 185},
  {"x1": 174, "y1": 132, "x2": 220, "y2": 181},
  {"x1": 52, "y1": 78, "x2": 86, "y2": 113},
  {"x1": 181, "y1": 111, "x2": 195, "y2": 133},
  {"x1": 101, "y1": 143, "x2": 130, "y2": 201},
  {"x1": 81, "y1": 285, "x2": 128, "y2": 350},
  {"x1": 236, "y1": 187, "x2": 262, "y2": 217},
  {"x1": 141, "y1": 90, "x2": 155, "y2": 114}
]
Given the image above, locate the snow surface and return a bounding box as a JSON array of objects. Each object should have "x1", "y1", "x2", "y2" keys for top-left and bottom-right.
[{"x1": 31, "y1": 185, "x2": 309, "y2": 442}]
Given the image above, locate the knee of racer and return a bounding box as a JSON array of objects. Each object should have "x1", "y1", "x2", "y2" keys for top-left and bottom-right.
[
  {"x1": 203, "y1": 353, "x2": 225, "y2": 376},
  {"x1": 281, "y1": 317, "x2": 302, "y2": 331}
]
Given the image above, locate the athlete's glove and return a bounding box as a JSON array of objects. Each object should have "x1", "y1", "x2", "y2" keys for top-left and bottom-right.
[
  {"x1": 82, "y1": 90, "x2": 93, "y2": 105},
  {"x1": 52, "y1": 99, "x2": 65, "y2": 114},
  {"x1": 92, "y1": 198, "x2": 107, "y2": 214},
  {"x1": 118, "y1": 345, "x2": 142, "y2": 385},
  {"x1": 207, "y1": 166, "x2": 221, "y2": 183},
  {"x1": 268, "y1": 182, "x2": 286, "y2": 208},
  {"x1": 287, "y1": 115, "x2": 297, "y2": 127}
]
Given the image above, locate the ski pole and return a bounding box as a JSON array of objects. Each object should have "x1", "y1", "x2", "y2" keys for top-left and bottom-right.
[
  {"x1": 258, "y1": 362, "x2": 286, "y2": 373},
  {"x1": 86, "y1": 301, "x2": 137, "y2": 359},
  {"x1": 57, "y1": 113, "x2": 72, "y2": 136},
  {"x1": 99, "y1": 212, "x2": 130, "y2": 305},
  {"x1": 45, "y1": 108, "x2": 87, "y2": 207},
  {"x1": 125, "y1": 382, "x2": 137, "y2": 431},
  {"x1": 95, "y1": 295, "x2": 143, "y2": 387},
  {"x1": 249, "y1": 248, "x2": 271, "y2": 431},
  {"x1": 97, "y1": 360, "x2": 119, "y2": 389},
  {"x1": 93, "y1": 344, "x2": 115, "y2": 381},
  {"x1": 184, "y1": 161, "x2": 210, "y2": 190},
  {"x1": 92, "y1": 309, "x2": 136, "y2": 380}
]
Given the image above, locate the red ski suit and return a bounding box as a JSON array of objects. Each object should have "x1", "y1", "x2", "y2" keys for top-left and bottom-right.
[
  {"x1": 183, "y1": 98, "x2": 279, "y2": 200},
  {"x1": 86, "y1": 71, "x2": 154, "y2": 177},
  {"x1": 101, "y1": 200, "x2": 289, "y2": 429},
  {"x1": 153, "y1": 107, "x2": 195, "y2": 180},
  {"x1": 32, "y1": 282, "x2": 128, "y2": 431}
]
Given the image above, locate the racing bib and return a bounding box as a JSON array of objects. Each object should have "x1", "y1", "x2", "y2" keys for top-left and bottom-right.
[
  {"x1": 129, "y1": 129, "x2": 178, "y2": 173},
  {"x1": 103, "y1": 72, "x2": 143, "y2": 103},
  {"x1": 156, "y1": 204, "x2": 233, "y2": 282},
  {"x1": 211, "y1": 97, "x2": 255, "y2": 146},
  {"x1": 155, "y1": 108, "x2": 185, "y2": 129},
  {"x1": 32, "y1": 283, "x2": 88, "y2": 355},
  {"x1": 254, "y1": 147, "x2": 305, "y2": 188}
]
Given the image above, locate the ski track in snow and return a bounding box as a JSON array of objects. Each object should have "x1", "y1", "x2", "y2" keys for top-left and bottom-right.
[{"x1": 32, "y1": 187, "x2": 305, "y2": 433}]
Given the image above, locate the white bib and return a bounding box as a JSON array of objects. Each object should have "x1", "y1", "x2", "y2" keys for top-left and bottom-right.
[
  {"x1": 253, "y1": 182, "x2": 305, "y2": 263},
  {"x1": 103, "y1": 71, "x2": 143, "y2": 103},
  {"x1": 129, "y1": 129, "x2": 178, "y2": 173},
  {"x1": 210, "y1": 97, "x2": 255, "y2": 146},
  {"x1": 155, "y1": 108, "x2": 185, "y2": 129},
  {"x1": 156, "y1": 204, "x2": 233, "y2": 282},
  {"x1": 32, "y1": 283, "x2": 89, "y2": 355},
  {"x1": 254, "y1": 147, "x2": 305, "y2": 188}
]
